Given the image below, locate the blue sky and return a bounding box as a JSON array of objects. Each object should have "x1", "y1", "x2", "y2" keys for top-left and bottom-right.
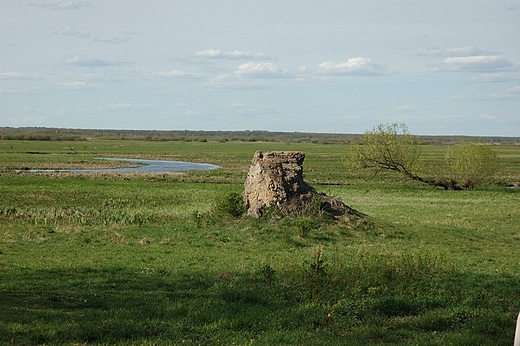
[{"x1": 1, "y1": 0, "x2": 519, "y2": 136}]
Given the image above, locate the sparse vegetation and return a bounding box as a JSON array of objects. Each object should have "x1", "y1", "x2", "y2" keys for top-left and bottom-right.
[{"x1": 1, "y1": 138, "x2": 519, "y2": 345}]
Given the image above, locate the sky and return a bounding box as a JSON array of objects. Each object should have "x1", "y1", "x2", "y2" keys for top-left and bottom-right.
[{"x1": 1, "y1": 1, "x2": 519, "y2": 136}]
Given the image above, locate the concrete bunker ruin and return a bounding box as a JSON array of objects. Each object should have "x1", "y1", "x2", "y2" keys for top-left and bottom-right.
[{"x1": 243, "y1": 151, "x2": 354, "y2": 218}]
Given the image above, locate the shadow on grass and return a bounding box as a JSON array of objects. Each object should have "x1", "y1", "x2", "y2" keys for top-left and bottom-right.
[{"x1": 1, "y1": 266, "x2": 519, "y2": 345}]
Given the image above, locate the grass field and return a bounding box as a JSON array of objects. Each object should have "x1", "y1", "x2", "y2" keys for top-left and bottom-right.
[{"x1": 1, "y1": 139, "x2": 519, "y2": 345}]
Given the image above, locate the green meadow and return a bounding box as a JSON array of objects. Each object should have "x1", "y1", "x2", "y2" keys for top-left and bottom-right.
[{"x1": 1, "y1": 139, "x2": 519, "y2": 345}]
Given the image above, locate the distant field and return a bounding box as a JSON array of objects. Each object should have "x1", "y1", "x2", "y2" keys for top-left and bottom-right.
[{"x1": 1, "y1": 139, "x2": 519, "y2": 345}]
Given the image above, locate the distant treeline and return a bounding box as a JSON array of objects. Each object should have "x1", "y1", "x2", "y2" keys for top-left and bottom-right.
[{"x1": 0, "y1": 127, "x2": 518, "y2": 144}]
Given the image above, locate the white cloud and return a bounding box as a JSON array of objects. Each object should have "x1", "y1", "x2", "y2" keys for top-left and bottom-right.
[
  {"x1": 87, "y1": 103, "x2": 148, "y2": 113},
  {"x1": 53, "y1": 27, "x2": 92, "y2": 38},
  {"x1": 122, "y1": 31, "x2": 146, "y2": 36},
  {"x1": 390, "y1": 105, "x2": 416, "y2": 112},
  {"x1": 106, "y1": 103, "x2": 145, "y2": 110},
  {"x1": 202, "y1": 76, "x2": 269, "y2": 90},
  {"x1": 449, "y1": 95, "x2": 466, "y2": 101},
  {"x1": 227, "y1": 103, "x2": 271, "y2": 116},
  {"x1": 185, "y1": 110, "x2": 201, "y2": 117},
  {"x1": 426, "y1": 46, "x2": 519, "y2": 73},
  {"x1": 56, "y1": 108, "x2": 70, "y2": 116},
  {"x1": 28, "y1": 1, "x2": 93, "y2": 10},
  {"x1": 487, "y1": 86, "x2": 520, "y2": 99},
  {"x1": 154, "y1": 70, "x2": 201, "y2": 79},
  {"x1": 0, "y1": 87, "x2": 40, "y2": 94},
  {"x1": 235, "y1": 62, "x2": 289, "y2": 78},
  {"x1": 477, "y1": 113, "x2": 512, "y2": 121},
  {"x1": 0, "y1": 114, "x2": 47, "y2": 126},
  {"x1": 64, "y1": 56, "x2": 133, "y2": 67},
  {"x1": 93, "y1": 36, "x2": 130, "y2": 44},
  {"x1": 193, "y1": 49, "x2": 270, "y2": 60},
  {"x1": 66, "y1": 69, "x2": 199, "y2": 83},
  {"x1": 55, "y1": 81, "x2": 91, "y2": 90},
  {"x1": 436, "y1": 55, "x2": 515, "y2": 72},
  {"x1": 424, "y1": 46, "x2": 496, "y2": 57},
  {"x1": 193, "y1": 49, "x2": 226, "y2": 58},
  {"x1": 471, "y1": 72, "x2": 520, "y2": 83},
  {"x1": 0, "y1": 72, "x2": 43, "y2": 80},
  {"x1": 54, "y1": 27, "x2": 130, "y2": 44},
  {"x1": 315, "y1": 57, "x2": 385, "y2": 76}
]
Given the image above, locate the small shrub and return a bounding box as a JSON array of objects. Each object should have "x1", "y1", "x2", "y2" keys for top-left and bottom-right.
[
  {"x1": 192, "y1": 210, "x2": 205, "y2": 228},
  {"x1": 412, "y1": 308, "x2": 474, "y2": 332},
  {"x1": 261, "y1": 264, "x2": 276, "y2": 289},
  {"x1": 294, "y1": 218, "x2": 316, "y2": 238},
  {"x1": 308, "y1": 247, "x2": 328, "y2": 278},
  {"x1": 301, "y1": 247, "x2": 332, "y2": 304},
  {"x1": 374, "y1": 297, "x2": 423, "y2": 317},
  {"x1": 214, "y1": 192, "x2": 245, "y2": 218}
]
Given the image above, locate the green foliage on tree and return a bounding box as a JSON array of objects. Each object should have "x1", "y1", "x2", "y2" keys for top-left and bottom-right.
[
  {"x1": 445, "y1": 142, "x2": 498, "y2": 190},
  {"x1": 350, "y1": 123, "x2": 423, "y2": 180},
  {"x1": 350, "y1": 123, "x2": 498, "y2": 190}
]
